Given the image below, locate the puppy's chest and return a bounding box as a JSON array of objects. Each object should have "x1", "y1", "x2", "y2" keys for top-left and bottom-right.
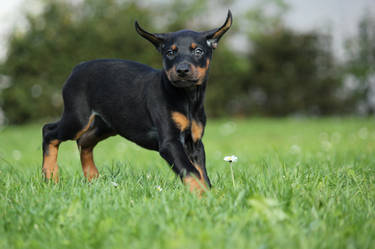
[{"x1": 171, "y1": 111, "x2": 204, "y2": 143}]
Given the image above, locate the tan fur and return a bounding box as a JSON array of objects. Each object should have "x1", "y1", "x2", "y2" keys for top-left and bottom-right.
[
  {"x1": 191, "y1": 120, "x2": 203, "y2": 142},
  {"x1": 166, "y1": 65, "x2": 176, "y2": 82},
  {"x1": 195, "y1": 59, "x2": 210, "y2": 85},
  {"x1": 42, "y1": 139, "x2": 60, "y2": 182},
  {"x1": 171, "y1": 112, "x2": 190, "y2": 131},
  {"x1": 74, "y1": 114, "x2": 95, "y2": 140},
  {"x1": 77, "y1": 129, "x2": 116, "y2": 181},
  {"x1": 212, "y1": 16, "x2": 232, "y2": 39},
  {"x1": 80, "y1": 147, "x2": 99, "y2": 181},
  {"x1": 183, "y1": 163, "x2": 207, "y2": 197}
]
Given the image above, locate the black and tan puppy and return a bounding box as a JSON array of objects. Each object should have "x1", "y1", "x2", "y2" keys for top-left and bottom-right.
[{"x1": 42, "y1": 10, "x2": 232, "y2": 194}]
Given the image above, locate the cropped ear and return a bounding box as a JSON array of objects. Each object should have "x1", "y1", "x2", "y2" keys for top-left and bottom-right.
[
  {"x1": 203, "y1": 10, "x2": 233, "y2": 49},
  {"x1": 135, "y1": 21, "x2": 165, "y2": 51}
]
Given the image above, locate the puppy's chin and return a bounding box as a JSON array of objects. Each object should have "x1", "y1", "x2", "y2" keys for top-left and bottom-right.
[{"x1": 169, "y1": 78, "x2": 199, "y2": 88}]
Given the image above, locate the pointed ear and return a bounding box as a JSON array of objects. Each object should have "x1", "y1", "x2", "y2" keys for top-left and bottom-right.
[
  {"x1": 135, "y1": 21, "x2": 165, "y2": 51},
  {"x1": 204, "y1": 10, "x2": 233, "y2": 49}
]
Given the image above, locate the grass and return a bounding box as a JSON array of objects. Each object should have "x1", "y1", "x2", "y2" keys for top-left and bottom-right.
[{"x1": 0, "y1": 118, "x2": 374, "y2": 249}]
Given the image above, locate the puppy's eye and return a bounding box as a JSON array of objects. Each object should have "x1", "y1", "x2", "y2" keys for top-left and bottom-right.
[
  {"x1": 166, "y1": 50, "x2": 175, "y2": 57},
  {"x1": 194, "y1": 48, "x2": 204, "y2": 56}
]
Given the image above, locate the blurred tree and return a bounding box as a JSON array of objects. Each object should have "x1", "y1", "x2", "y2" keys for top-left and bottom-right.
[
  {"x1": 205, "y1": 0, "x2": 287, "y2": 117},
  {"x1": 226, "y1": 0, "x2": 345, "y2": 116},
  {"x1": 0, "y1": 0, "x2": 352, "y2": 123},
  {"x1": 0, "y1": 0, "x2": 236, "y2": 123},
  {"x1": 344, "y1": 12, "x2": 375, "y2": 115},
  {"x1": 1, "y1": 0, "x2": 162, "y2": 123},
  {"x1": 209, "y1": 0, "x2": 345, "y2": 117},
  {"x1": 244, "y1": 28, "x2": 344, "y2": 116}
]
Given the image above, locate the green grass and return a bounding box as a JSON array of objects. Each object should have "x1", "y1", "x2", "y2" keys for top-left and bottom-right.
[{"x1": 0, "y1": 118, "x2": 374, "y2": 249}]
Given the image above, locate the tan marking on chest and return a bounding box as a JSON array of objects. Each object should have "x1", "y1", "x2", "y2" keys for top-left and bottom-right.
[
  {"x1": 191, "y1": 120, "x2": 203, "y2": 142},
  {"x1": 171, "y1": 112, "x2": 190, "y2": 131}
]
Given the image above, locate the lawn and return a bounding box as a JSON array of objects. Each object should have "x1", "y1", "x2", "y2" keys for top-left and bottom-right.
[{"x1": 0, "y1": 118, "x2": 374, "y2": 249}]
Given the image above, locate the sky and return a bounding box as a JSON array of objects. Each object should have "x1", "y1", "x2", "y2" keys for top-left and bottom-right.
[
  {"x1": 283, "y1": 0, "x2": 375, "y2": 58},
  {"x1": 0, "y1": 0, "x2": 374, "y2": 60}
]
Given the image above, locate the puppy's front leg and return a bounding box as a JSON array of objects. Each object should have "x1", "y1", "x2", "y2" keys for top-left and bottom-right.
[
  {"x1": 159, "y1": 139, "x2": 208, "y2": 195},
  {"x1": 189, "y1": 140, "x2": 211, "y2": 188}
]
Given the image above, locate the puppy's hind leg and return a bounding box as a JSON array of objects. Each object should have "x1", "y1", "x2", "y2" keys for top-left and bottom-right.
[
  {"x1": 76, "y1": 116, "x2": 115, "y2": 181},
  {"x1": 42, "y1": 112, "x2": 94, "y2": 182},
  {"x1": 42, "y1": 122, "x2": 61, "y2": 182}
]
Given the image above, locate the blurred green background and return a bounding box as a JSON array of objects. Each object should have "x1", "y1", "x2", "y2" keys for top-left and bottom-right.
[
  {"x1": 0, "y1": 0, "x2": 374, "y2": 124},
  {"x1": 1, "y1": 2, "x2": 375, "y2": 248}
]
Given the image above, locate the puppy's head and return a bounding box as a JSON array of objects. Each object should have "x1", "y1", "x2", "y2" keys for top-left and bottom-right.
[{"x1": 135, "y1": 10, "x2": 232, "y2": 88}]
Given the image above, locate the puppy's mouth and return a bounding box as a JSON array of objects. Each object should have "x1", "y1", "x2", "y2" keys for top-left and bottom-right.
[{"x1": 165, "y1": 69, "x2": 200, "y2": 87}]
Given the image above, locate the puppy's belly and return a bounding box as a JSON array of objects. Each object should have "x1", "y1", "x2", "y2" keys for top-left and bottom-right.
[{"x1": 118, "y1": 125, "x2": 159, "y2": 151}]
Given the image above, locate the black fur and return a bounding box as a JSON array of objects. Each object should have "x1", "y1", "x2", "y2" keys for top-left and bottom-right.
[{"x1": 42, "y1": 10, "x2": 233, "y2": 189}]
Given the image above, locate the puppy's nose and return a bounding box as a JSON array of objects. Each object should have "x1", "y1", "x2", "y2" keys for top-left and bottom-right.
[{"x1": 176, "y1": 63, "x2": 191, "y2": 76}]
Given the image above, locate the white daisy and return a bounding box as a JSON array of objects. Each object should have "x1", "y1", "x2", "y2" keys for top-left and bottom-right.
[{"x1": 224, "y1": 155, "x2": 238, "y2": 163}]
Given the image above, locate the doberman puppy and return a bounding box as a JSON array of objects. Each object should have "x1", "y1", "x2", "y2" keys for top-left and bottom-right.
[{"x1": 42, "y1": 10, "x2": 232, "y2": 195}]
